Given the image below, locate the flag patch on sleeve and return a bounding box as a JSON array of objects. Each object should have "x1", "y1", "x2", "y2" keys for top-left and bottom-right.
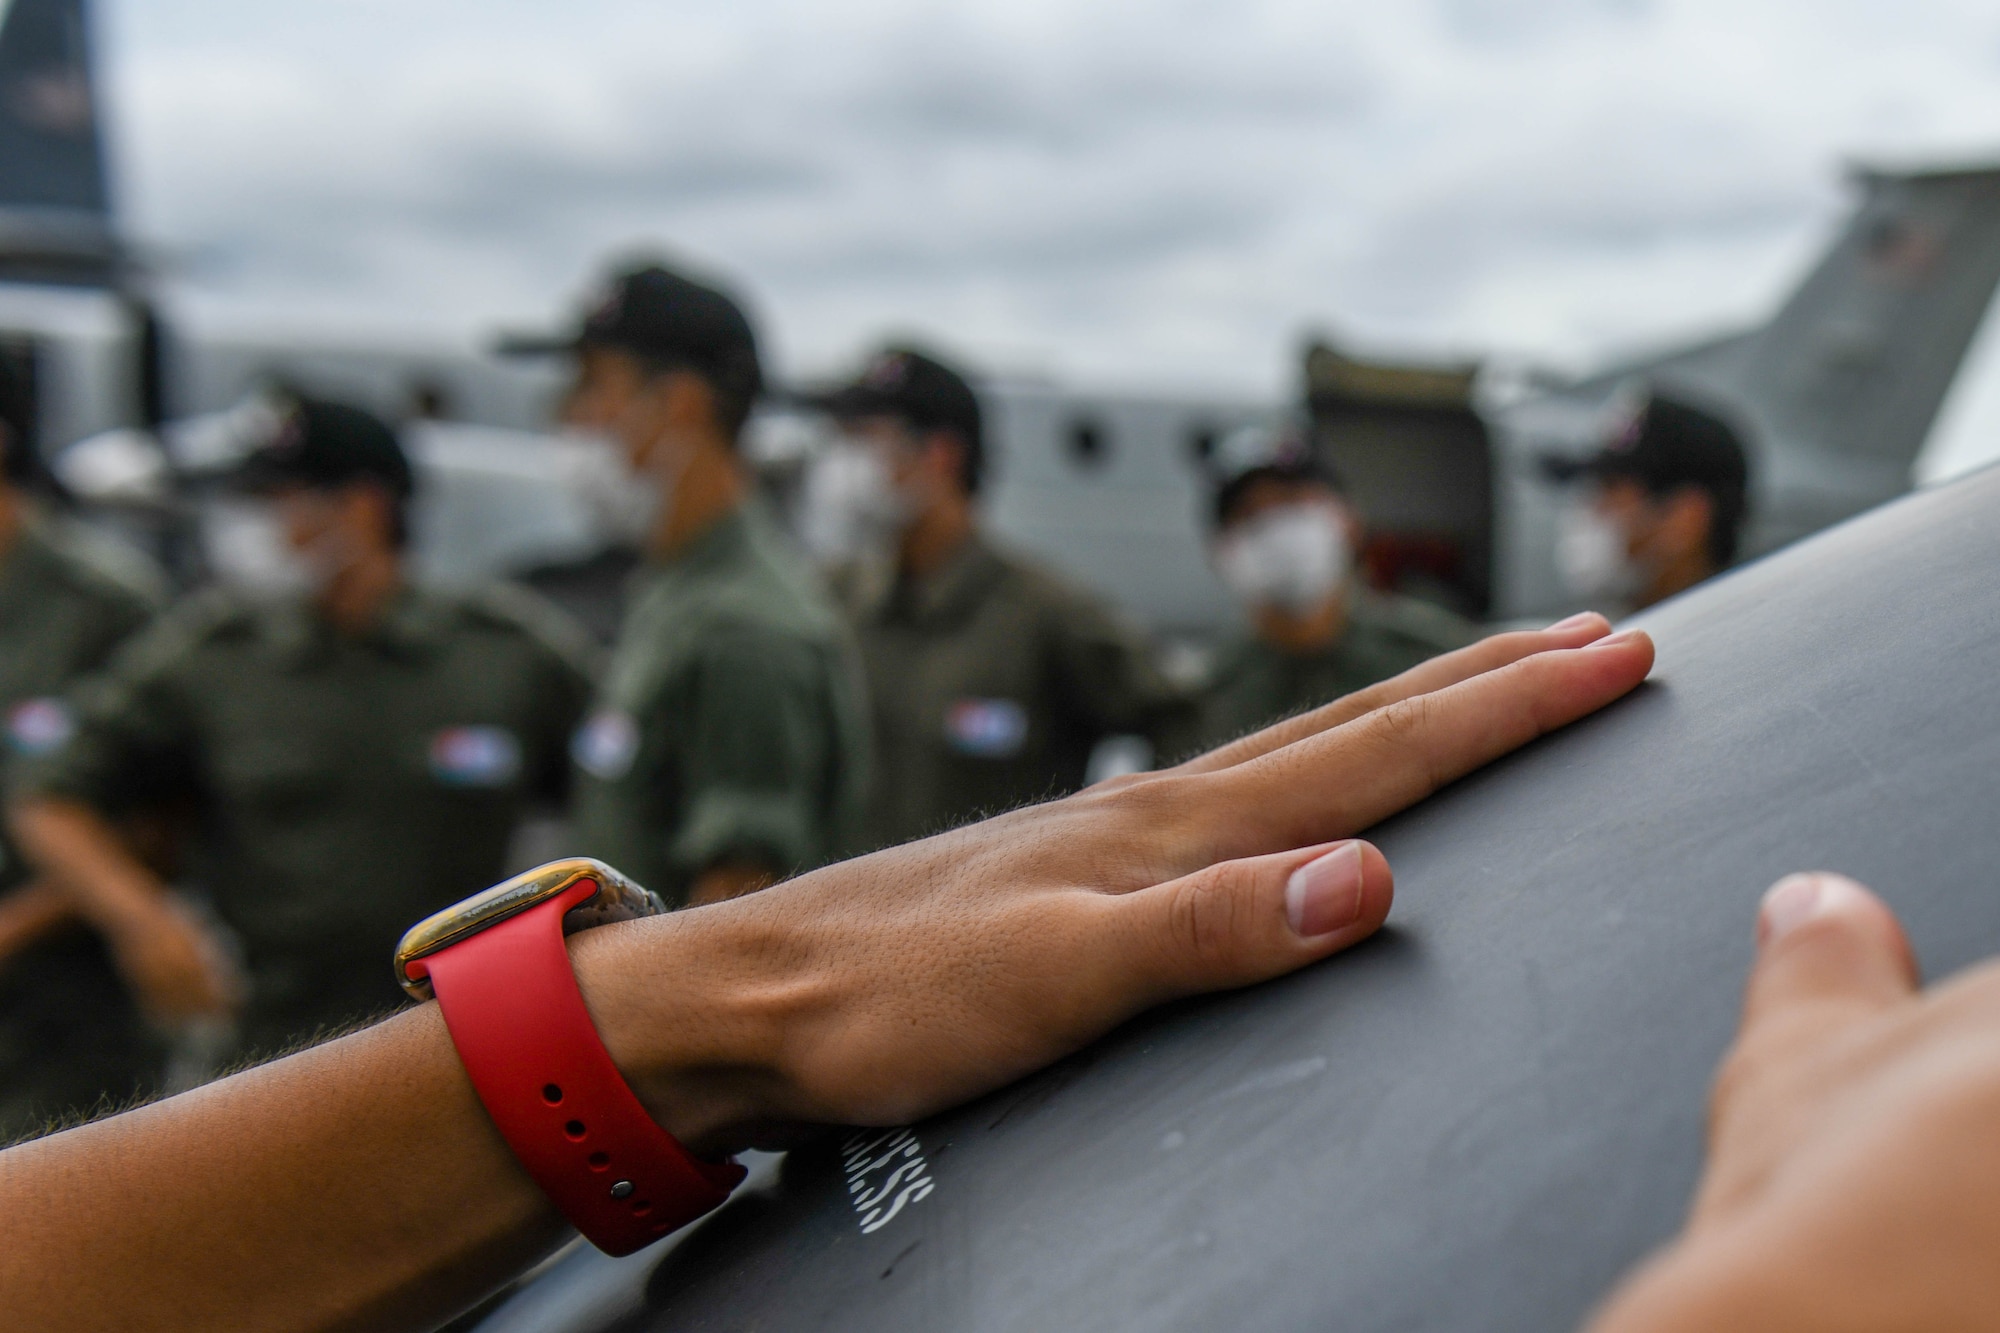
[
  {"x1": 572, "y1": 709, "x2": 640, "y2": 781},
  {"x1": 6, "y1": 698, "x2": 74, "y2": 757},
  {"x1": 429, "y1": 725, "x2": 522, "y2": 787},
  {"x1": 944, "y1": 698, "x2": 1029, "y2": 759}
]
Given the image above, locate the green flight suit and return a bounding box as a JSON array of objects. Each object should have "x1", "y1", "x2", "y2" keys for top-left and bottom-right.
[
  {"x1": 12, "y1": 581, "x2": 597, "y2": 1057},
  {"x1": 571, "y1": 497, "x2": 871, "y2": 906},
  {"x1": 1189, "y1": 588, "x2": 1476, "y2": 751},
  {"x1": 0, "y1": 512, "x2": 163, "y2": 1140},
  {"x1": 855, "y1": 531, "x2": 1188, "y2": 851}
]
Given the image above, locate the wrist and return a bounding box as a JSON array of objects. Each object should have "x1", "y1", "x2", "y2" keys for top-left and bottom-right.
[{"x1": 567, "y1": 909, "x2": 797, "y2": 1158}]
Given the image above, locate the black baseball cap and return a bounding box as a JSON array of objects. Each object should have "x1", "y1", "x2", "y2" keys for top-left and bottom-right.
[
  {"x1": 1207, "y1": 422, "x2": 1346, "y2": 528},
  {"x1": 230, "y1": 397, "x2": 414, "y2": 498},
  {"x1": 812, "y1": 346, "x2": 983, "y2": 451},
  {"x1": 498, "y1": 262, "x2": 762, "y2": 401},
  {"x1": 1540, "y1": 392, "x2": 1749, "y2": 498}
]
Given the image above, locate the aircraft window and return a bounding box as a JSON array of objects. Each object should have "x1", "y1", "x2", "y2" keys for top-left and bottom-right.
[{"x1": 1067, "y1": 418, "x2": 1110, "y2": 469}]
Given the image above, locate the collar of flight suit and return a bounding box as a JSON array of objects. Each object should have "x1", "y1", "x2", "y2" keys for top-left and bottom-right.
[
  {"x1": 639, "y1": 495, "x2": 760, "y2": 590},
  {"x1": 883, "y1": 527, "x2": 1008, "y2": 628},
  {"x1": 263, "y1": 580, "x2": 452, "y2": 669}
]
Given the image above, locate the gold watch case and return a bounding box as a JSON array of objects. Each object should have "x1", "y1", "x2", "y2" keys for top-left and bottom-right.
[{"x1": 393, "y1": 857, "x2": 664, "y2": 1000}]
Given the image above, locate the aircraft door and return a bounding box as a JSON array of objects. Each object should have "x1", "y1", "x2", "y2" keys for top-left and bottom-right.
[{"x1": 1304, "y1": 341, "x2": 1495, "y2": 620}]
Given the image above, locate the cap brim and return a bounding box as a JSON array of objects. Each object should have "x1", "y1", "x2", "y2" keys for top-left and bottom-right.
[
  {"x1": 221, "y1": 452, "x2": 305, "y2": 495},
  {"x1": 804, "y1": 383, "x2": 904, "y2": 419},
  {"x1": 491, "y1": 330, "x2": 583, "y2": 358},
  {"x1": 1537, "y1": 452, "x2": 1603, "y2": 483}
]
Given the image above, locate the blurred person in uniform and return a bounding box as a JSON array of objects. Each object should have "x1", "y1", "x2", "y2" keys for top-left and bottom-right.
[
  {"x1": 1188, "y1": 423, "x2": 1475, "y2": 750},
  {"x1": 800, "y1": 346, "x2": 1189, "y2": 850},
  {"x1": 6, "y1": 397, "x2": 597, "y2": 1060},
  {"x1": 516, "y1": 263, "x2": 869, "y2": 905},
  {"x1": 0, "y1": 362, "x2": 169, "y2": 1139},
  {"x1": 1542, "y1": 390, "x2": 1751, "y2": 613}
]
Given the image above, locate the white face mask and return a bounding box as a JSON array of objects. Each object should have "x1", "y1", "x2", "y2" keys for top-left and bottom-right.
[
  {"x1": 558, "y1": 429, "x2": 667, "y2": 549},
  {"x1": 1555, "y1": 503, "x2": 1644, "y2": 602},
  {"x1": 797, "y1": 441, "x2": 915, "y2": 565},
  {"x1": 1215, "y1": 503, "x2": 1351, "y2": 614},
  {"x1": 202, "y1": 499, "x2": 323, "y2": 598}
]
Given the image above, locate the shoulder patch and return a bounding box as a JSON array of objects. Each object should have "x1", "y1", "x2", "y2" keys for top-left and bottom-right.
[
  {"x1": 944, "y1": 697, "x2": 1030, "y2": 759},
  {"x1": 6, "y1": 696, "x2": 75, "y2": 756},
  {"x1": 572, "y1": 708, "x2": 639, "y2": 780},
  {"x1": 429, "y1": 725, "x2": 522, "y2": 787}
]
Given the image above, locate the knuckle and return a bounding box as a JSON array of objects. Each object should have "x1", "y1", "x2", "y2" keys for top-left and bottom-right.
[
  {"x1": 1164, "y1": 863, "x2": 1254, "y2": 967},
  {"x1": 1364, "y1": 693, "x2": 1447, "y2": 785},
  {"x1": 1104, "y1": 772, "x2": 1205, "y2": 855},
  {"x1": 1370, "y1": 693, "x2": 1435, "y2": 747}
]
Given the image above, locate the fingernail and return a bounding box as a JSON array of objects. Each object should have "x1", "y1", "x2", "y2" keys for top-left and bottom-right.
[
  {"x1": 1286, "y1": 842, "x2": 1365, "y2": 937},
  {"x1": 1586, "y1": 629, "x2": 1645, "y2": 650},
  {"x1": 1546, "y1": 611, "x2": 1599, "y2": 632},
  {"x1": 1759, "y1": 874, "x2": 1825, "y2": 942},
  {"x1": 1758, "y1": 872, "x2": 1873, "y2": 945}
]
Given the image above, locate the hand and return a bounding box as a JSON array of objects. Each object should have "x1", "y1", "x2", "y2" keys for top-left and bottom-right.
[
  {"x1": 573, "y1": 615, "x2": 1655, "y2": 1152},
  {"x1": 104, "y1": 892, "x2": 243, "y2": 1028},
  {"x1": 1589, "y1": 875, "x2": 2000, "y2": 1331}
]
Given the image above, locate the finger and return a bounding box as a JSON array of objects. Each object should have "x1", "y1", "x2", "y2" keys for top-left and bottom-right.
[
  {"x1": 1738, "y1": 872, "x2": 1917, "y2": 1046},
  {"x1": 1193, "y1": 629, "x2": 1654, "y2": 862},
  {"x1": 1172, "y1": 612, "x2": 1615, "y2": 777},
  {"x1": 1110, "y1": 839, "x2": 1395, "y2": 1002}
]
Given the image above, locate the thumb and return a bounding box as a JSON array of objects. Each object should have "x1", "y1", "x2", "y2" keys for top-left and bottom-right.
[
  {"x1": 1739, "y1": 872, "x2": 1917, "y2": 1048},
  {"x1": 1118, "y1": 839, "x2": 1395, "y2": 1001},
  {"x1": 1686, "y1": 874, "x2": 1918, "y2": 1228}
]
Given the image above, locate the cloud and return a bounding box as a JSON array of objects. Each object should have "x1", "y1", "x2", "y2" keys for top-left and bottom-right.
[{"x1": 96, "y1": 0, "x2": 2000, "y2": 421}]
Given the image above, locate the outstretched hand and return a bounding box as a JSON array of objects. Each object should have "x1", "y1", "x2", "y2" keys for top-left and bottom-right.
[
  {"x1": 578, "y1": 614, "x2": 1655, "y2": 1151},
  {"x1": 0, "y1": 614, "x2": 1655, "y2": 1333},
  {"x1": 1590, "y1": 874, "x2": 2000, "y2": 1331}
]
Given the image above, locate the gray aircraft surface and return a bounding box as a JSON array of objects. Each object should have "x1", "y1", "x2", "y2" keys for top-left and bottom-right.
[
  {"x1": 6, "y1": 0, "x2": 2000, "y2": 643},
  {"x1": 461, "y1": 427, "x2": 2000, "y2": 1333}
]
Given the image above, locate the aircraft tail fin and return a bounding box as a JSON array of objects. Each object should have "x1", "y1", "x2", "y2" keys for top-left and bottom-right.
[
  {"x1": 1612, "y1": 164, "x2": 2000, "y2": 553},
  {"x1": 0, "y1": 0, "x2": 116, "y2": 285}
]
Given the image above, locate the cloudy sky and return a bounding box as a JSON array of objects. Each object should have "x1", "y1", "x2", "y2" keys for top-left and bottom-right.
[{"x1": 100, "y1": 0, "x2": 2000, "y2": 473}]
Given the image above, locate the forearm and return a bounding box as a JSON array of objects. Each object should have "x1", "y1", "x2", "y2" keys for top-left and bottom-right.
[
  {"x1": 0, "y1": 912, "x2": 774, "y2": 1333},
  {"x1": 0, "y1": 1003, "x2": 558, "y2": 1332},
  {"x1": 0, "y1": 879, "x2": 72, "y2": 963},
  {"x1": 8, "y1": 797, "x2": 174, "y2": 932}
]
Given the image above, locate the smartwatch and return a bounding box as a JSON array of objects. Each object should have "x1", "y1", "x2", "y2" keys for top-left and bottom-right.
[{"x1": 395, "y1": 858, "x2": 746, "y2": 1255}]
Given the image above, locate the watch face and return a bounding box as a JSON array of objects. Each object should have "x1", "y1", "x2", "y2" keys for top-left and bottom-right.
[{"x1": 393, "y1": 858, "x2": 664, "y2": 999}]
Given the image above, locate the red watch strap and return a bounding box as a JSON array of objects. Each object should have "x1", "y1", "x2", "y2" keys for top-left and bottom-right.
[{"x1": 413, "y1": 876, "x2": 745, "y2": 1255}]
